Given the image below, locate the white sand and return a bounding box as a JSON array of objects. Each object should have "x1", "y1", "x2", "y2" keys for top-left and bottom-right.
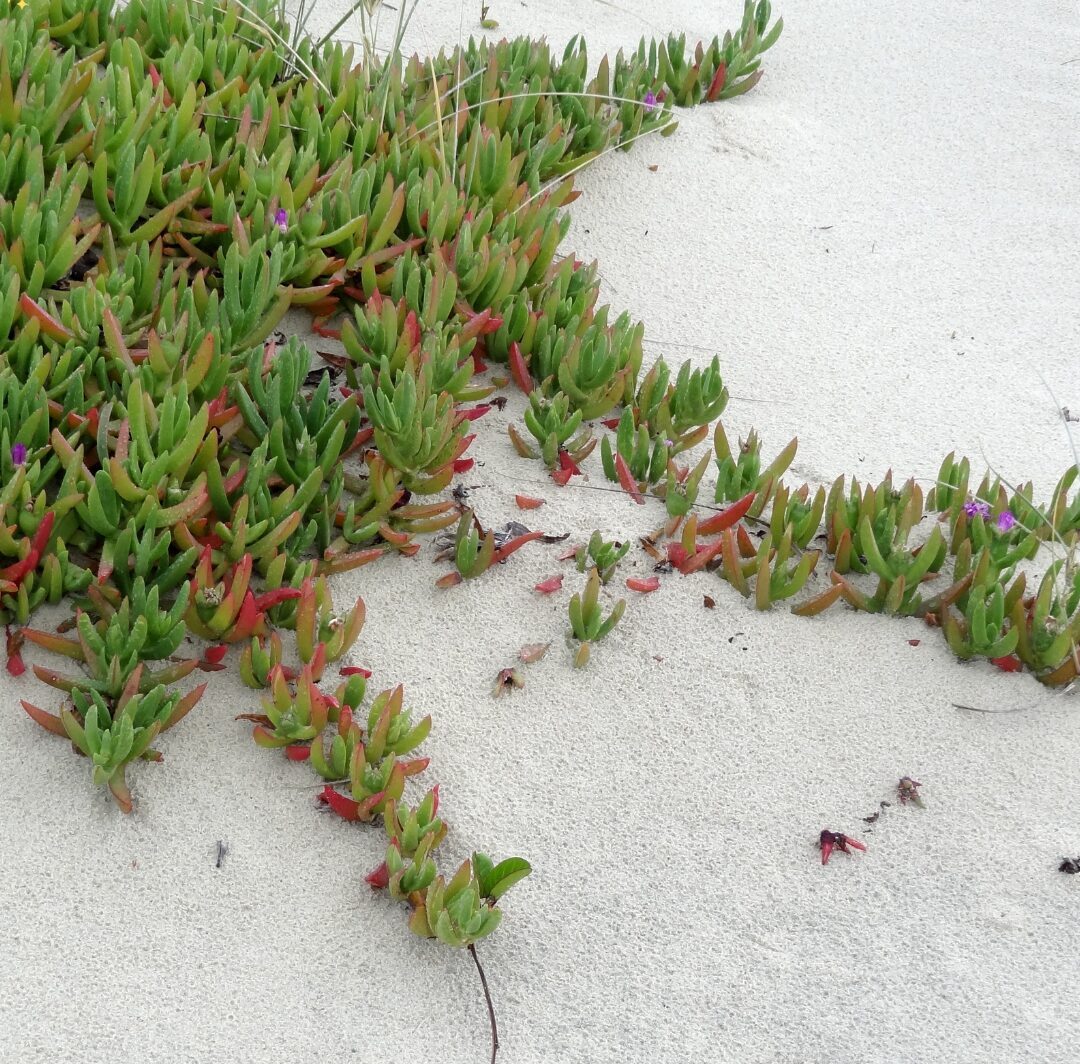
[{"x1": 3, "y1": 1, "x2": 1080, "y2": 1061}]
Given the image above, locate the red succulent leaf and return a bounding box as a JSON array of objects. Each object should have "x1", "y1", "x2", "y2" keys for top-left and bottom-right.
[
  {"x1": 459, "y1": 404, "x2": 493, "y2": 422},
  {"x1": 491, "y1": 530, "x2": 544, "y2": 564},
  {"x1": 666, "y1": 543, "x2": 689, "y2": 569},
  {"x1": 0, "y1": 512, "x2": 55, "y2": 584},
  {"x1": 20, "y1": 699, "x2": 67, "y2": 737},
  {"x1": 19, "y1": 293, "x2": 75, "y2": 342},
  {"x1": 251, "y1": 587, "x2": 303, "y2": 612},
  {"x1": 6, "y1": 626, "x2": 25, "y2": 677},
  {"x1": 508, "y1": 341, "x2": 534, "y2": 394},
  {"x1": 991, "y1": 654, "x2": 1022, "y2": 673},
  {"x1": 696, "y1": 491, "x2": 756, "y2": 535},
  {"x1": 626, "y1": 576, "x2": 660, "y2": 593},
  {"x1": 339, "y1": 665, "x2": 372, "y2": 678},
  {"x1": 365, "y1": 861, "x2": 390, "y2": 889},
  {"x1": 705, "y1": 62, "x2": 727, "y2": 101},
  {"x1": 558, "y1": 450, "x2": 582, "y2": 476},
  {"x1": 679, "y1": 537, "x2": 724, "y2": 575},
  {"x1": 614, "y1": 454, "x2": 645, "y2": 505},
  {"x1": 318, "y1": 786, "x2": 362, "y2": 821},
  {"x1": 453, "y1": 458, "x2": 474, "y2": 473},
  {"x1": 284, "y1": 744, "x2": 311, "y2": 761},
  {"x1": 534, "y1": 575, "x2": 563, "y2": 594},
  {"x1": 515, "y1": 495, "x2": 545, "y2": 510}
]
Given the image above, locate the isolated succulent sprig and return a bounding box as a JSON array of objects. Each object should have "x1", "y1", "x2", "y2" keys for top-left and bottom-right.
[
  {"x1": 576, "y1": 531, "x2": 630, "y2": 585},
  {"x1": 568, "y1": 566, "x2": 626, "y2": 667}
]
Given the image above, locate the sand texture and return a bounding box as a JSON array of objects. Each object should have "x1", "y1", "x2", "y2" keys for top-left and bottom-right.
[{"x1": 2, "y1": 1, "x2": 1080, "y2": 1062}]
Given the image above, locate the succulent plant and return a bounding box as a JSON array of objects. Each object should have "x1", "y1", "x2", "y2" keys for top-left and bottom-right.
[
  {"x1": 749, "y1": 525, "x2": 821, "y2": 610},
  {"x1": 360, "y1": 359, "x2": 469, "y2": 494},
  {"x1": 575, "y1": 531, "x2": 630, "y2": 585},
  {"x1": 21, "y1": 665, "x2": 205, "y2": 813},
  {"x1": 407, "y1": 852, "x2": 531, "y2": 947},
  {"x1": 713, "y1": 423, "x2": 797, "y2": 518},
  {"x1": 1009, "y1": 564, "x2": 1080, "y2": 684},
  {"x1": 511, "y1": 389, "x2": 595, "y2": 470},
  {"x1": 436, "y1": 508, "x2": 543, "y2": 587},
  {"x1": 601, "y1": 407, "x2": 669, "y2": 489},
  {"x1": 659, "y1": 453, "x2": 712, "y2": 523},
  {"x1": 244, "y1": 663, "x2": 333, "y2": 748},
  {"x1": 24, "y1": 589, "x2": 195, "y2": 698},
  {"x1": 942, "y1": 580, "x2": 1019, "y2": 661},
  {"x1": 568, "y1": 566, "x2": 626, "y2": 667},
  {"x1": 0, "y1": 0, "x2": 794, "y2": 962}
]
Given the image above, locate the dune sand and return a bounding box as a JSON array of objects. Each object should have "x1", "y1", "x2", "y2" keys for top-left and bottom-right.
[{"x1": 3, "y1": 1, "x2": 1080, "y2": 1061}]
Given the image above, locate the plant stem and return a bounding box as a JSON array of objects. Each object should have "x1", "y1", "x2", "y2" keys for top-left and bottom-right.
[{"x1": 468, "y1": 943, "x2": 499, "y2": 1064}]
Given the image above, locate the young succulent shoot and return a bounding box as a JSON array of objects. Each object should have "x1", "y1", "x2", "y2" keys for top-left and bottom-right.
[
  {"x1": 319, "y1": 686, "x2": 432, "y2": 822},
  {"x1": 771, "y1": 482, "x2": 826, "y2": 549},
  {"x1": 926, "y1": 451, "x2": 971, "y2": 519},
  {"x1": 408, "y1": 852, "x2": 531, "y2": 947},
  {"x1": 360, "y1": 359, "x2": 468, "y2": 495},
  {"x1": 568, "y1": 566, "x2": 626, "y2": 667},
  {"x1": 750, "y1": 524, "x2": 821, "y2": 610},
  {"x1": 21, "y1": 665, "x2": 205, "y2": 813},
  {"x1": 370, "y1": 789, "x2": 448, "y2": 898},
  {"x1": 1009, "y1": 564, "x2": 1080, "y2": 684},
  {"x1": 848, "y1": 517, "x2": 948, "y2": 617},
  {"x1": 659, "y1": 452, "x2": 712, "y2": 526},
  {"x1": 309, "y1": 682, "x2": 368, "y2": 781},
  {"x1": 639, "y1": 356, "x2": 728, "y2": 453},
  {"x1": 243, "y1": 664, "x2": 332, "y2": 749},
  {"x1": 294, "y1": 577, "x2": 366, "y2": 676},
  {"x1": 941, "y1": 580, "x2": 1019, "y2": 661},
  {"x1": 437, "y1": 509, "x2": 543, "y2": 587},
  {"x1": 238, "y1": 632, "x2": 287, "y2": 689},
  {"x1": 601, "y1": 407, "x2": 669, "y2": 491},
  {"x1": 512, "y1": 390, "x2": 595, "y2": 470},
  {"x1": 185, "y1": 551, "x2": 302, "y2": 644},
  {"x1": 575, "y1": 531, "x2": 631, "y2": 584},
  {"x1": 24, "y1": 592, "x2": 196, "y2": 699},
  {"x1": 713, "y1": 423, "x2": 797, "y2": 518}
]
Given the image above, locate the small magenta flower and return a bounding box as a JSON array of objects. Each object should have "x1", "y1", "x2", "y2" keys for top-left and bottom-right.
[
  {"x1": 274, "y1": 208, "x2": 288, "y2": 233},
  {"x1": 643, "y1": 90, "x2": 657, "y2": 113},
  {"x1": 963, "y1": 500, "x2": 990, "y2": 520},
  {"x1": 996, "y1": 510, "x2": 1016, "y2": 533},
  {"x1": 10, "y1": 443, "x2": 27, "y2": 466}
]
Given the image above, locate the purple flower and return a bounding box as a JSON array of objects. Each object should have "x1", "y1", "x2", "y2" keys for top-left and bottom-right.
[
  {"x1": 996, "y1": 510, "x2": 1016, "y2": 533},
  {"x1": 10, "y1": 443, "x2": 26, "y2": 466},
  {"x1": 963, "y1": 500, "x2": 990, "y2": 520},
  {"x1": 643, "y1": 90, "x2": 658, "y2": 113},
  {"x1": 274, "y1": 208, "x2": 288, "y2": 234}
]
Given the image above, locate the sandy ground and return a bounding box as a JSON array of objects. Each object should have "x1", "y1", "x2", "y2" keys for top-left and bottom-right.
[{"x1": 3, "y1": 1, "x2": 1080, "y2": 1062}]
